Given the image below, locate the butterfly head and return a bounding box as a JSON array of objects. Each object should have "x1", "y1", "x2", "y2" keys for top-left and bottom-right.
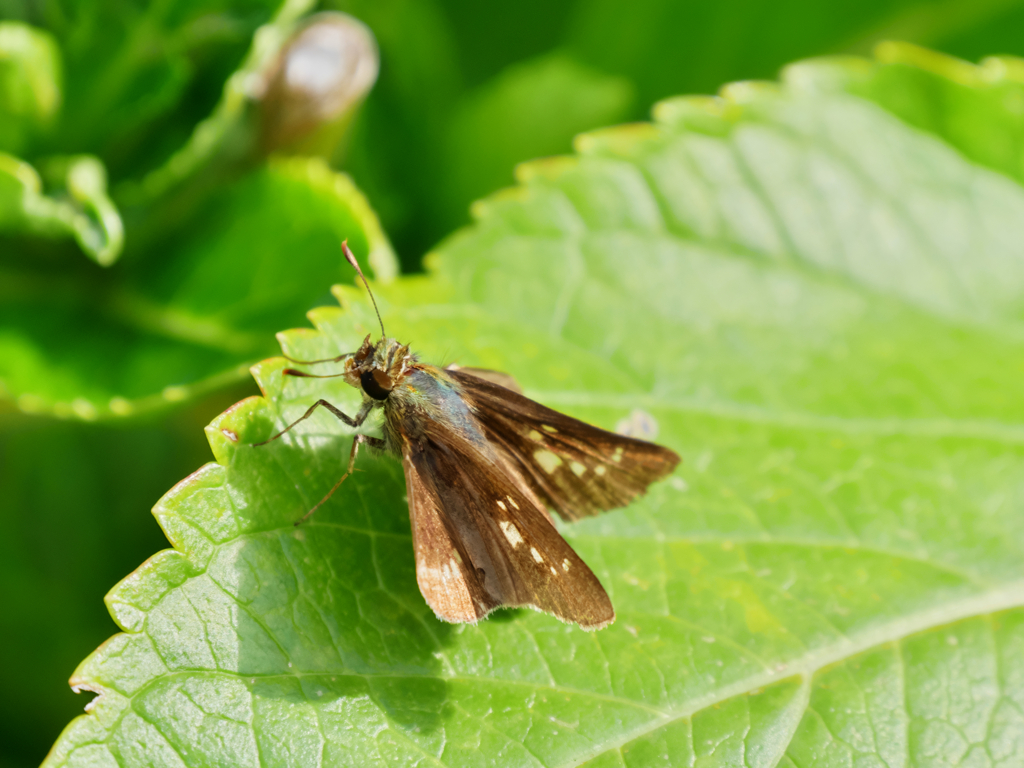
[
  {"x1": 334, "y1": 240, "x2": 414, "y2": 401},
  {"x1": 344, "y1": 334, "x2": 414, "y2": 401}
]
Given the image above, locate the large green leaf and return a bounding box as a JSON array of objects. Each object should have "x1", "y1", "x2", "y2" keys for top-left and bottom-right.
[
  {"x1": 825, "y1": 41, "x2": 1024, "y2": 185},
  {"x1": 46, "y1": 47, "x2": 1024, "y2": 766}
]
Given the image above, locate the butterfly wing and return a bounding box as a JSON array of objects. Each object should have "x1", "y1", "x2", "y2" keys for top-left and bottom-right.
[
  {"x1": 450, "y1": 368, "x2": 681, "y2": 521},
  {"x1": 443, "y1": 364, "x2": 523, "y2": 394},
  {"x1": 402, "y1": 435, "x2": 615, "y2": 629}
]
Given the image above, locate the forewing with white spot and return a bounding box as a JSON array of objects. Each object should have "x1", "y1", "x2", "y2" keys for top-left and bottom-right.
[{"x1": 450, "y1": 369, "x2": 680, "y2": 521}]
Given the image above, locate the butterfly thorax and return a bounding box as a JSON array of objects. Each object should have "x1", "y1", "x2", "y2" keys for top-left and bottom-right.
[{"x1": 344, "y1": 335, "x2": 491, "y2": 456}]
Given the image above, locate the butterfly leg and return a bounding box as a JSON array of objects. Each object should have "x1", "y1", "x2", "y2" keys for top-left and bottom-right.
[
  {"x1": 295, "y1": 432, "x2": 387, "y2": 525},
  {"x1": 255, "y1": 398, "x2": 374, "y2": 445}
]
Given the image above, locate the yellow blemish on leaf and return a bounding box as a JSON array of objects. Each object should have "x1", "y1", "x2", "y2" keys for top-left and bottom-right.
[
  {"x1": 711, "y1": 577, "x2": 783, "y2": 636},
  {"x1": 623, "y1": 573, "x2": 651, "y2": 590}
]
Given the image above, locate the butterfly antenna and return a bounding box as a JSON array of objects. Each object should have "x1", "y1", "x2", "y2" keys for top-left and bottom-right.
[{"x1": 342, "y1": 240, "x2": 386, "y2": 339}]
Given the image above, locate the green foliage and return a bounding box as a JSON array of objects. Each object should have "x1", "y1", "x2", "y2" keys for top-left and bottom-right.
[
  {"x1": 43, "y1": 47, "x2": 1024, "y2": 766},
  {"x1": 0, "y1": 152, "x2": 123, "y2": 265},
  {"x1": 4, "y1": 0, "x2": 1021, "y2": 424},
  {"x1": 1, "y1": 5, "x2": 388, "y2": 762},
  {"x1": 335, "y1": 0, "x2": 1024, "y2": 264},
  {"x1": 0, "y1": 2, "x2": 394, "y2": 422},
  {"x1": 0, "y1": 21, "x2": 60, "y2": 154},
  {"x1": 7, "y1": 0, "x2": 1024, "y2": 765},
  {"x1": 1, "y1": 156, "x2": 393, "y2": 419},
  {"x1": 436, "y1": 54, "x2": 634, "y2": 240},
  {"x1": 35, "y1": 0, "x2": 281, "y2": 170}
]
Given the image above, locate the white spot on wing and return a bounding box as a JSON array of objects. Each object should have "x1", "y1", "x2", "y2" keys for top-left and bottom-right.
[
  {"x1": 562, "y1": 558, "x2": 570, "y2": 571},
  {"x1": 499, "y1": 520, "x2": 524, "y2": 547},
  {"x1": 570, "y1": 461, "x2": 587, "y2": 477},
  {"x1": 507, "y1": 495, "x2": 519, "y2": 510},
  {"x1": 530, "y1": 547, "x2": 543, "y2": 563},
  {"x1": 497, "y1": 500, "x2": 506, "y2": 511},
  {"x1": 542, "y1": 425, "x2": 558, "y2": 433},
  {"x1": 534, "y1": 449, "x2": 562, "y2": 473},
  {"x1": 550, "y1": 566, "x2": 557, "y2": 575},
  {"x1": 528, "y1": 429, "x2": 543, "y2": 442},
  {"x1": 612, "y1": 446, "x2": 624, "y2": 463},
  {"x1": 595, "y1": 465, "x2": 607, "y2": 476}
]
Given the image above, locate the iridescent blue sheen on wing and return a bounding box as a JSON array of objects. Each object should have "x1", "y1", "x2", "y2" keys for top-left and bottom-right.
[{"x1": 381, "y1": 366, "x2": 490, "y2": 454}]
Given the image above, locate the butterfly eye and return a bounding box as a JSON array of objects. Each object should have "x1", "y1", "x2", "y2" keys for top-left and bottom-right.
[{"x1": 360, "y1": 368, "x2": 393, "y2": 400}]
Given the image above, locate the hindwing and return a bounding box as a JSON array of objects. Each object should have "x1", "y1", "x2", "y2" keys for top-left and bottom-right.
[{"x1": 402, "y1": 434, "x2": 614, "y2": 629}]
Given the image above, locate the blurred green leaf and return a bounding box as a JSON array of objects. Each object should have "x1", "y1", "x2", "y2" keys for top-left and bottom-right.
[
  {"x1": 0, "y1": 0, "x2": 397, "y2": 421},
  {"x1": 0, "y1": 156, "x2": 395, "y2": 420},
  {"x1": 564, "y1": 0, "x2": 1024, "y2": 108},
  {"x1": 328, "y1": 0, "x2": 464, "y2": 269},
  {"x1": 0, "y1": 21, "x2": 61, "y2": 155},
  {"x1": 0, "y1": 153, "x2": 122, "y2": 265},
  {"x1": 45, "y1": 47, "x2": 1024, "y2": 767},
  {"x1": 436, "y1": 53, "x2": 634, "y2": 237},
  {"x1": 116, "y1": 0, "x2": 360, "y2": 210},
  {"x1": 37, "y1": 0, "x2": 285, "y2": 174}
]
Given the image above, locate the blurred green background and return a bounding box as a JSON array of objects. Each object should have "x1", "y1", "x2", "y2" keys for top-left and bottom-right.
[{"x1": 3, "y1": 0, "x2": 1024, "y2": 765}]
